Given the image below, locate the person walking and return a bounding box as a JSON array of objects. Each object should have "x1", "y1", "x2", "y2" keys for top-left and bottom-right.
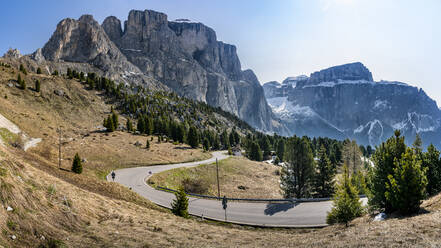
[{"x1": 111, "y1": 171, "x2": 116, "y2": 181}]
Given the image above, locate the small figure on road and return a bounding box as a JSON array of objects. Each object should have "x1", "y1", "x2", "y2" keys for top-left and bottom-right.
[{"x1": 111, "y1": 171, "x2": 116, "y2": 181}]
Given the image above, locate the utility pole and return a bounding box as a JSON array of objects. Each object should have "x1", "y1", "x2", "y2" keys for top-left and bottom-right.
[
  {"x1": 216, "y1": 158, "x2": 220, "y2": 199},
  {"x1": 58, "y1": 127, "x2": 62, "y2": 169}
]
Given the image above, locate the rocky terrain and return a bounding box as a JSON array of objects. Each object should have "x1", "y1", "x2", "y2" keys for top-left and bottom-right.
[
  {"x1": 263, "y1": 62, "x2": 441, "y2": 148},
  {"x1": 26, "y1": 9, "x2": 285, "y2": 134}
]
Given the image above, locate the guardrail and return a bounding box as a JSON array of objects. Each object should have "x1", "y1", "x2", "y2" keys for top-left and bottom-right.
[{"x1": 155, "y1": 186, "x2": 367, "y2": 203}]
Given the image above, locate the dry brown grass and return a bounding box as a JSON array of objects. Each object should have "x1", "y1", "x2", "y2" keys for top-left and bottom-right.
[
  {"x1": 2, "y1": 143, "x2": 441, "y2": 248},
  {"x1": 1, "y1": 60, "x2": 441, "y2": 247},
  {"x1": 0, "y1": 64, "x2": 209, "y2": 180},
  {"x1": 149, "y1": 156, "x2": 282, "y2": 198}
]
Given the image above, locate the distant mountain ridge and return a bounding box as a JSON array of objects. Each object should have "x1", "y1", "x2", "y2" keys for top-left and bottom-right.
[
  {"x1": 32, "y1": 9, "x2": 286, "y2": 134},
  {"x1": 263, "y1": 62, "x2": 441, "y2": 148}
]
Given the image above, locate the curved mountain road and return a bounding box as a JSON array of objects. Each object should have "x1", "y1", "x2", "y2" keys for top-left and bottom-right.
[{"x1": 108, "y1": 151, "x2": 339, "y2": 228}]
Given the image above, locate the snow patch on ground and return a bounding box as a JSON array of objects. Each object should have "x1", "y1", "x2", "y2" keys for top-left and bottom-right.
[{"x1": 0, "y1": 113, "x2": 41, "y2": 151}]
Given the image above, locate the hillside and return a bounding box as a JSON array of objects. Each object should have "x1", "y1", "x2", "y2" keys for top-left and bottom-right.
[{"x1": 0, "y1": 53, "x2": 441, "y2": 248}]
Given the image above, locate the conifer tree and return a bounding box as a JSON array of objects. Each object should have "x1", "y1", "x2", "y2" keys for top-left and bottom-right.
[
  {"x1": 35, "y1": 80, "x2": 40, "y2": 92},
  {"x1": 249, "y1": 141, "x2": 263, "y2": 161},
  {"x1": 171, "y1": 188, "x2": 189, "y2": 218},
  {"x1": 187, "y1": 125, "x2": 199, "y2": 148},
  {"x1": 212, "y1": 133, "x2": 221, "y2": 150},
  {"x1": 111, "y1": 112, "x2": 118, "y2": 130},
  {"x1": 146, "y1": 140, "x2": 150, "y2": 149},
  {"x1": 203, "y1": 137, "x2": 210, "y2": 151},
  {"x1": 385, "y1": 147, "x2": 427, "y2": 215},
  {"x1": 424, "y1": 144, "x2": 441, "y2": 196},
  {"x1": 276, "y1": 139, "x2": 285, "y2": 162},
  {"x1": 126, "y1": 119, "x2": 133, "y2": 132},
  {"x1": 313, "y1": 145, "x2": 336, "y2": 197},
  {"x1": 19, "y1": 64, "x2": 27, "y2": 74},
  {"x1": 369, "y1": 130, "x2": 406, "y2": 212},
  {"x1": 280, "y1": 137, "x2": 314, "y2": 198},
  {"x1": 52, "y1": 70, "x2": 59, "y2": 76},
  {"x1": 260, "y1": 136, "x2": 271, "y2": 159},
  {"x1": 72, "y1": 153, "x2": 83, "y2": 174},
  {"x1": 327, "y1": 164, "x2": 363, "y2": 226},
  {"x1": 36, "y1": 67, "x2": 42, "y2": 74}
]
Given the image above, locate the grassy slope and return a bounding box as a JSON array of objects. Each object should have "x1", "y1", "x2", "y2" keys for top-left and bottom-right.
[
  {"x1": 0, "y1": 61, "x2": 209, "y2": 179},
  {"x1": 149, "y1": 156, "x2": 283, "y2": 198},
  {"x1": 0, "y1": 60, "x2": 441, "y2": 247}
]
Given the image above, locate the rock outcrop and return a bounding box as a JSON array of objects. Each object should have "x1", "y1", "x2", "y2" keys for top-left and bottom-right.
[
  {"x1": 37, "y1": 9, "x2": 281, "y2": 132},
  {"x1": 264, "y1": 62, "x2": 441, "y2": 148}
]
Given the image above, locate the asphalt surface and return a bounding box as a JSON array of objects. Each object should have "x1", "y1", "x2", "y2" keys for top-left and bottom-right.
[{"x1": 108, "y1": 151, "x2": 348, "y2": 227}]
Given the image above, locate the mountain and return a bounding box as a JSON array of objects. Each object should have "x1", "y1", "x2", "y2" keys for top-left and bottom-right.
[
  {"x1": 263, "y1": 62, "x2": 441, "y2": 148},
  {"x1": 33, "y1": 9, "x2": 284, "y2": 133}
]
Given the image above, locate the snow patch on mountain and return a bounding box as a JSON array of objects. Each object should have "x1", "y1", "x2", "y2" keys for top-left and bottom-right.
[
  {"x1": 303, "y1": 79, "x2": 410, "y2": 89},
  {"x1": 267, "y1": 97, "x2": 315, "y2": 118},
  {"x1": 374, "y1": 100, "x2": 390, "y2": 110}
]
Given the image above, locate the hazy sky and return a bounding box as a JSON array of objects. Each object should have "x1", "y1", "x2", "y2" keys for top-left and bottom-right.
[{"x1": 2, "y1": 0, "x2": 440, "y2": 106}]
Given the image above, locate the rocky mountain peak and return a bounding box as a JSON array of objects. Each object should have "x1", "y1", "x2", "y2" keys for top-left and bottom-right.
[
  {"x1": 102, "y1": 16, "x2": 123, "y2": 43},
  {"x1": 308, "y1": 62, "x2": 373, "y2": 84}
]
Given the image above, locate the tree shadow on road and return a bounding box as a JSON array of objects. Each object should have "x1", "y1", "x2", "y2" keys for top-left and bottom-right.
[{"x1": 264, "y1": 202, "x2": 299, "y2": 216}]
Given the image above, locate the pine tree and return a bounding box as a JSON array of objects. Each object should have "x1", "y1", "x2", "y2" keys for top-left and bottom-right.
[
  {"x1": 327, "y1": 164, "x2": 363, "y2": 226},
  {"x1": 52, "y1": 70, "x2": 59, "y2": 76},
  {"x1": 260, "y1": 136, "x2": 271, "y2": 159},
  {"x1": 203, "y1": 137, "x2": 210, "y2": 151},
  {"x1": 17, "y1": 74, "x2": 26, "y2": 90},
  {"x1": 212, "y1": 133, "x2": 221, "y2": 150},
  {"x1": 19, "y1": 64, "x2": 27, "y2": 74},
  {"x1": 72, "y1": 153, "x2": 83, "y2": 174},
  {"x1": 424, "y1": 144, "x2": 441, "y2": 196},
  {"x1": 35, "y1": 80, "x2": 40, "y2": 92},
  {"x1": 221, "y1": 130, "x2": 230, "y2": 149},
  {"x1": 369, "y1": 130, "x2": 406, "y2": 212},
  {"x1": 111, "y1": 112, "x2": 118, "y2": 130},
  {"x1": 137, "y1": 118, "x2": 145, "y2": 133},
  {"x1": 385, "y1": 147, "x2": 427, "y2": 215},
  {"x1": 36, "y1": 67, "x2": 42, "y2": 74},
  {"x1": 187, "y1": 126, "x2": 199, "y2": 148},
  {"x1": 313, "y1": 145, "x2": 336, "y2": 197},
  {"x1": 280, "y1": 137, "x2": 315, "y2": 198},
  {"x1": 171, "y1": 188, "x2": 189, "y2": 218},
  {"x1": 342, "y1": 140, "x2": 362, "y2": 174},
  {"x1": 146, "y1": 140, "x2": 150, "y2": 149},
  {"x1": 249, "y1": 141, "x2": 263, "y2": 161},
  {"x1": 126, "y1": 119, "x2": 133, "y2": 132},
  {"x1": 276, "y1": 139, "x2": 285, "y2": 162}
]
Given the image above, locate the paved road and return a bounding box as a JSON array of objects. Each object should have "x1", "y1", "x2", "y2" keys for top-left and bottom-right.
[{"x1": 108, "y1": 151, "x2": 341, "y2": 227}]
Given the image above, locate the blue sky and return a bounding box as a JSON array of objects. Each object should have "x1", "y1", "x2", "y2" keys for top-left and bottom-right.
[{"x1": 2, "y1": 0, "x2": 441, "y2": 105}]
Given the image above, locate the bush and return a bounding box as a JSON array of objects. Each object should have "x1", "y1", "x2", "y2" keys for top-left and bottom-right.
[
  {"x1": 72, "y1": 153, "x2": 83, "y2": 174},
  {"x1": 171, "y1": 188, "x2": 189, "y2": 218},
  {"x1": 181, "y1": 177, "x2": 209, "y2": 194},
  {"x1": 327, "y1": 165, "x2": 363, "y2": 226}
]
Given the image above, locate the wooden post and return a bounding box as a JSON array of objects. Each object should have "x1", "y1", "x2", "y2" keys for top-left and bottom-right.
[
  {"x1": 216, "y1": 158, "x2": 220, "y2": 199},
  {"x1": 58, "y1": 127, "x2": 62, "y2": 169}
]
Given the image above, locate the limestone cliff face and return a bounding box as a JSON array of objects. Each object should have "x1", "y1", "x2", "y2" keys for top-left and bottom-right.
[
  {"x1": 38, "y1": 10, "x2": 282, "y2": 133},
  {"x1": 41, "y1": 14, "x2": 158, "y2": 88},
  {"x1": 264, "y1": 63, "x2": 441, "y2": 148}
]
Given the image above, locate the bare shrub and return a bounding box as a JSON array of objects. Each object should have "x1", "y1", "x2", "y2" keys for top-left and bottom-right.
[{"x1": 181, "y1": 177, "x2": 209, "y2": 195}]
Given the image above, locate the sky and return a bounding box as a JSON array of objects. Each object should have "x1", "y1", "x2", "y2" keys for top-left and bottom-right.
[{"x1": 1, "y1": 0, "x2": 441, "y2": 106}]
